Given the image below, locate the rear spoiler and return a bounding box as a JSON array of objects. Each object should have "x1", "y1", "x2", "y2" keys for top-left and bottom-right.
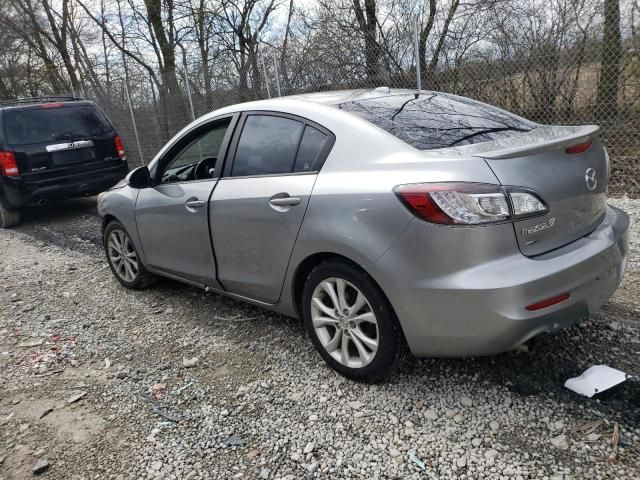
[{"x1": 473, "y1": 125, "x2": 600, "y2": 160}]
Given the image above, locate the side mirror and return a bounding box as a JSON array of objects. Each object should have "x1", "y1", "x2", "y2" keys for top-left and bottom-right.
[{"x1": 127, "y1": 166, "x2": 152, "y2": 189}]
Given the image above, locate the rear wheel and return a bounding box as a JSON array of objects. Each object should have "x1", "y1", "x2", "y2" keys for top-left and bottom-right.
[
  {"x1": 104, "y1": 220, "x2": 156, "y2": 289},
  {"x1": 0, "y1": 199, "x2": 20, "y2": 228},
  {"x1": 302, "y1": 260, "x2": 406, "y2": 382}
]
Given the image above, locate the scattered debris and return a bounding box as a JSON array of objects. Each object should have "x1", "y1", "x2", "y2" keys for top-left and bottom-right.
[
  {"x1": 303, "y1": 442, "x2": 315, "y2": 454},
  {"x1": 67, "y1": 391, "x2": 87, "y2": 404},
  {"x1": 150, "y1": 383, "x2": 167, "y2": 399},
  {"x1": 18, "y1": 337, "x2": 44, "y2": 348},
  {"x1": 141, "y1": 393, "x2": 180, "y2": 422},
  {"x1": 564, "y1": 365, "x2": 630, "y2": 397},
  {"x1": 115, "y1": 370, "x2": 128, "y2": 380},
  {"x1": 39, "y1": 407, "x2": 54, "y2": 419},
  {"x1": 611, "y1": 422, "x2": 620, "y2": 458},
  {"x1": 174, "y1": 382, "x2": 193, "y2": 395},
  {"x1": 408, "y1": 452, "x2": 426, "y2": 470},
  {"x1": 225, "y1": 434, "x2": 246, "y2": 446},
  {"x1": 550, "y1": 434, "x2": 570, "y2": 450},
  {"x1": 33, "y1": 458, "x2": 50, "y2": 475},
  {"x1": 150, "y1": 405, "x2": 180, "y2": 422},
  {"x1": 182, "y1": 356, "x2": 199, "y2": 368},
  {"x1": 104, "y1": 358, "x2": 111, "y2": 369},
  {"x1": 570, "y1": 420, "x2": 603, "y2": 440}
]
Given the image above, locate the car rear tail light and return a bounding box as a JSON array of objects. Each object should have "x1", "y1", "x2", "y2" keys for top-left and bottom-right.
[
  {"x1": 526, "y1": 293, "x2": 570, "y2": 311},
  {"x1": 114, "y1": 135, "x2": 126, "y2": 160},
  {"x1": 0, "y1": 152, "x2": 19, "y2": 177},
  {"x1": 565, "y1": 140, "x2": 592, "y2": 154},
  {"x1": 394, "y1": 183, "x2": 548, "y2": 225}
]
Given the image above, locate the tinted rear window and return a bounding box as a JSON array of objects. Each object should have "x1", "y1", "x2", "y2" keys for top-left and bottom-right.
[
  {"x1": 4, "y1": 104, "x2": 113, "y2": 145},
  {"x1": 294, "y1": 125, "x2": 329, "y2": 172},
  {"x1": 338, "y1": 93, "x2": 535, "y2": 150}
]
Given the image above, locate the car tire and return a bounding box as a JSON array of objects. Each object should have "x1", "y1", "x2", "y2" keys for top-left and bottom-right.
[
  {"x1": 104, "y1": 220, "x2": 157, "y2": 289},
  {"x1": 0, "y1": 199, "x2": 21, "y2": 228},
  {"x1": 302, "y1": 259, "x2": 406, "y2": 382}
]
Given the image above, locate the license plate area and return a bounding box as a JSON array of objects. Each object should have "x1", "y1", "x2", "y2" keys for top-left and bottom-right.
[{"x1": 51, "y1": 148, "x2": 96, "y2": 165}]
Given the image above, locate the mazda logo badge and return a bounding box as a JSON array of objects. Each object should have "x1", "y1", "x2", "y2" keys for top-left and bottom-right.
[{"x1": 585, "y1": 168, "x2": 597, "y2": 191}]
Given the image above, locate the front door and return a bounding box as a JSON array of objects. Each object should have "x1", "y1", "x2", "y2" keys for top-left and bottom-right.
[
  {"x1": 210, "y1": 113, "x2": 334, "y2": 302},
  {"x1": 135, "y1": 116, "x2": 234, "y2": 286}
]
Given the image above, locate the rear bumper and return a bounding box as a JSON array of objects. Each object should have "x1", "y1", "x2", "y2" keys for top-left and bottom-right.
[
  {"x1": 0, "y1": 160, "x2": 128, "y2": 209},
  {"x1": 372, "y1": 204, "x2": 629, "y2": 357}
]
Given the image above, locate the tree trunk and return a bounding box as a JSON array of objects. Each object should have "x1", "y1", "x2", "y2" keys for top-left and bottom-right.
[{"x1": 596, "y1": 0, "x2": 621, "y2": 120}]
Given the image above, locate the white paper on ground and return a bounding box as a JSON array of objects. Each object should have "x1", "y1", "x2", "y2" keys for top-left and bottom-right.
[{"x1": 564, "y1": 365, "x2": 630, "y2": 398}]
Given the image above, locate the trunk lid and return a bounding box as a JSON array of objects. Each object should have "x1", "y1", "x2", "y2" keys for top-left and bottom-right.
[{"x1": 476, "y1": 125, "x2": 608, "y2": 256}]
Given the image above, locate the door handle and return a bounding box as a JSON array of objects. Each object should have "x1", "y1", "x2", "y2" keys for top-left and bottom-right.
[
  {"x1": 269, "y1": 196, "x2": 301, "y2": 207},
  {"x1": 185, "y1": 199, "x2": 206, "y2": 209}
]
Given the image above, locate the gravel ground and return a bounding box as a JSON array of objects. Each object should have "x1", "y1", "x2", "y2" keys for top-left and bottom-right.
[{"x1": 1, "y1": 196, "x2": 639, "y2": 479}]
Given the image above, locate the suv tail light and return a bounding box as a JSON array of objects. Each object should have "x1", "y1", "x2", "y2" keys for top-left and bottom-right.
[
  {"x1": 114, "y1": 135, "x2": 126, "y2": 160},
  {"x1": 394, "y1": 183, "x2": 547, "y2": 225},
  {"x1": 0, "y1": 152, "x2": 19, "y2": 177}
]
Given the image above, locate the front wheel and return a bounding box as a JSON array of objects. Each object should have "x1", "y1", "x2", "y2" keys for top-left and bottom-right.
[
  {"x1": 302, "y1": 260, "x2": 406, "y2": 382},
  {"x1": 104, "y1": 221, "x2": 156, "y2": 289}
]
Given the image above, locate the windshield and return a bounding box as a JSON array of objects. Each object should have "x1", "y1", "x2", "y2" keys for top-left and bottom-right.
[
  {"x1": 4, "y1": 104, "x2": 113, "y2": 145},
  {"x1": 338, "y1": 93, "x2": 535, "y2": 150}
]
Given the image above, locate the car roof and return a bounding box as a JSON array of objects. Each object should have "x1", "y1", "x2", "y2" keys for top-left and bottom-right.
[
  {"x1": 283, "y1": 87, "x2": 422, "y2": 105},
  {"x1": 211, "y1": 87, "x2": 433, "y2": 119},
  {"x1": 0, "y1": 97, "x2": 93, "y2": 111}
]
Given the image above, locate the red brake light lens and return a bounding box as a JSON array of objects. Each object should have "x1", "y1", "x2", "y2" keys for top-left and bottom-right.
[
  {"x1": 114, "y1": 135, "x2": 126, "y2": 160},
  {"x1": 394, "y1": 188, "x2": 453, "y2": 224},
  {"x1": 565, "y1": 140, "x2": 592, "y2": 154},
  {"x1": 41, "y1": 102, "x2": 64, "y2": 109},
  {"x1": 0, "y1": 152, "x2": 19, "y2": 177}
]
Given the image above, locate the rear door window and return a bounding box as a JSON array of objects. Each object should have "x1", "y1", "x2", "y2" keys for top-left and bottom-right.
[
  {"x1": 338, "y1": 93, "x2": 535, "y2": 150},
  {"x1": 231, "y1": 115, "x2": 304, "y2": 177},
  {"x1": 5, "y1": 104, "x2": 113, "y2": 145}
]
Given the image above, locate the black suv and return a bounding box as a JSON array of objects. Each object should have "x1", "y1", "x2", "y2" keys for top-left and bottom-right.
[{"x1": 0, "y1": 97, "x2": 129, "y2": 227}]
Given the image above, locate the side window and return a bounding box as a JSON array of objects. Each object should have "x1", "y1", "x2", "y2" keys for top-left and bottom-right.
[
  {"x1": 232, "y1": 115, "x2": 304, "y2": 177},
  {"x1": 161, "y1": 120, "x2": 230, "y2": 184},
  {"x1": 294, "y1": 125, "x2": 329, "y2": 172}
]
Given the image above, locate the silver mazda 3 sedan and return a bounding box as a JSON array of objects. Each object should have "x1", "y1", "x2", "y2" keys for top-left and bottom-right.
[{"x1": 98, "y1": 88, "x2": 629, "y2": 382}]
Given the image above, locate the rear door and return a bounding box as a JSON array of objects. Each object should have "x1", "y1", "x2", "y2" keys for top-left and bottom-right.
[
  {"x1": 210, "y1": 112, "x2": 334, "y2": 302},
  {"x1": 3, "y1": 102, "x2": 120, "y2": 175},
  {"x1": 482, "y1": 126, "x2": 608, "y2": 256},
  {"x1": 135, "y1": 115, "x2": 235, "y2": 287}
]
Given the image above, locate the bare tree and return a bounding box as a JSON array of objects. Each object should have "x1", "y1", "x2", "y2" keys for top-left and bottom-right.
[{"x1": 596, "y1": 0, "x2": 621, "y2": 119}]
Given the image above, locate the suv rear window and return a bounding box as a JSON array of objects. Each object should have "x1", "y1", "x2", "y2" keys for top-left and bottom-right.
[
  {"x1": 338, "y1": 93, "x2": 535, "y2": 150},
  {"x1": 4, "y1": 104, "x2": 113, "y2": 145}
]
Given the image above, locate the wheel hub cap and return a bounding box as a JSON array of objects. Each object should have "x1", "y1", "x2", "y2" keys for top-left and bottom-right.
[
  {"x1": 311, "y1": 278, "x2": 379, "y2": 369},
  {"x1": 107, "y1": 229, "x2": 139, "y2": 283}
]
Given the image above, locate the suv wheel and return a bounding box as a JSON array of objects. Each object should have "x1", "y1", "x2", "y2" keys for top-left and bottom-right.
[
  {"x1": 0, "y1": 199, "x2": 21, "y2": 228},
  {"x1": 302, "y1": 260, "x2": 406, "y2": 382},
  {"x1": 104, "y1": 221, "x2": 156, "y2": 289}
]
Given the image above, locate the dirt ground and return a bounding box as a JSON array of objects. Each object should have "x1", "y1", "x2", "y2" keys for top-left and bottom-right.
[{"x1": 0, "y1": 196, "x2": 639, "y2": 479}]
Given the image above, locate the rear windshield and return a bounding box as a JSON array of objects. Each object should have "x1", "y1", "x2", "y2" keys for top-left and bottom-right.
[
  {"x1": 4, "y1": 104, "x2": 113, "y2": 145},
  {"x1": 338, "y1": 93, "x2": 535, "y2": 150}
]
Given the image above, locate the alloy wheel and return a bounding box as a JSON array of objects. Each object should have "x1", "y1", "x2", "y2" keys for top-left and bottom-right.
[
  {"x1": 107, "y1": 229, "x2": 139, "y2": 283},
  {"x1": 311, "y1": 277, "x2": 379, "y2": 368}
]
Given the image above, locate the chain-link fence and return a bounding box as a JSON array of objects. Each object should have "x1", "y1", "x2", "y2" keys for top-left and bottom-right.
[{"x1": 79, "y1": 27, "x2": 638, "y2": 195}]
